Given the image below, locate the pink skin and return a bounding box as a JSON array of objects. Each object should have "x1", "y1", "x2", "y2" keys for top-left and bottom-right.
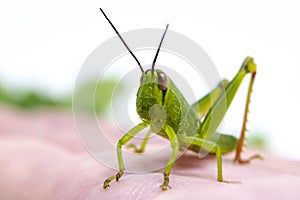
[{"x1": 0, "y1": 106, "x2": 300, "y2": 200}]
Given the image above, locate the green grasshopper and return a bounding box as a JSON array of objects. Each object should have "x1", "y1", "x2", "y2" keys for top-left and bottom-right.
[{"x1": 100, "y1": 8, "x2": 262, "y2": 190}]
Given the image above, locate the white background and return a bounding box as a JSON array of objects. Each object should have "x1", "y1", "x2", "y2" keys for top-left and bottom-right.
[{"x1": 0, "y1": 0, "x2": 300, "y2": 159}]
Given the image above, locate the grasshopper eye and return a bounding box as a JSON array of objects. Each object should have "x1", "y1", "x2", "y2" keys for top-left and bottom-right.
[{"x1": 157, "y1": 71, "x2": 168, "y2": 90}]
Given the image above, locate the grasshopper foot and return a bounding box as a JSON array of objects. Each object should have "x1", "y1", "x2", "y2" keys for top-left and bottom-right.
[
  {"x1": 160, "y1": 173, "x2": 171, "y2": 191},
  {"x1": 127, "y1": 144, "x2": 144, "y2": 153},
  {"x1": 160, "y1": 183, "x2": 171, "y2": 191},
  {"x1": 103, "y1": 169, "x2": 124, "y2": 189},
  {"x1": 160, "y1": 182, "x2": 171, "y2": 191},
  {"x1": 103, "y1": 178, "x2": 112, "y2": 189},
  {"x1": 235, "y1": 154, "x2": 263, "y2": 164}
]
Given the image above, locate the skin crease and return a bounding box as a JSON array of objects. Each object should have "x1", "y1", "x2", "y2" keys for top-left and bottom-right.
[{"x1": 0, "y1": 106, "x2": 300, "y2": 200}]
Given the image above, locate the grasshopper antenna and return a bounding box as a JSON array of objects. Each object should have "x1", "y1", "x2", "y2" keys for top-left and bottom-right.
[
  {"x1": 151, "y1": 24, "x2": 169, "y2": 74},
  {"x1": 99, "y1": 8, "x2": 144, "y2": 73}
]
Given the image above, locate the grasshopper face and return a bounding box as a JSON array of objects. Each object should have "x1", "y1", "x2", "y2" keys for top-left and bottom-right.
[{"x1": 136, "y1": 69, "x2": 168, "y2": 122}]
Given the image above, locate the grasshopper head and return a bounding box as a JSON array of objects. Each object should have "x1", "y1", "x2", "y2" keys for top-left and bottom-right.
[{"x1": 136, "y1": 69, "x2": 168, "y2": 121}]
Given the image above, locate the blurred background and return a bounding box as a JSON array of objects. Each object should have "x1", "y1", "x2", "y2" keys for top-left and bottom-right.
[{"x1": 0, "y1": 0, "x2": 299, "y2": 159}]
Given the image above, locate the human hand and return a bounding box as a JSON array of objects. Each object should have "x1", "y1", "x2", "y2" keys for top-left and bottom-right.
[{"x1": 1, "y1": 107, "x2": 299, "y2": 200}]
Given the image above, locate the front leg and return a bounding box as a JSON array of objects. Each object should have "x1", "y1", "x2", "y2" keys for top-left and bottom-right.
[
  {"x1": 103, "y1": 122, "x2": 149, "y2": 189},
  {"x1": 160, "y1": 125, "x2": 180, "y2": 190},
  {"x1": 178, "y1": 135, "x2": 224, "y2": 182}
]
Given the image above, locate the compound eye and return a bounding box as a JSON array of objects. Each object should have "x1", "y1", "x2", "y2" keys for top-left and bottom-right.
[{"x1": 157, "y1": 71, "x2": 168, "y2": 90}]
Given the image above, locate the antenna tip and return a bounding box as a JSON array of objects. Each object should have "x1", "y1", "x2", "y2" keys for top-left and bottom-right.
[
  {"x1": 166, "y1": 24, "x2": 169, "y2": 30},
  {"x1": 99, "y1": 8, "x2": 105, "y2": 14}
]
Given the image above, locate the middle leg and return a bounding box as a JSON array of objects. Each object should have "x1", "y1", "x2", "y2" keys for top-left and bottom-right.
[{"x1": 178, "y1": 134, "x2": 224, "y2": 182}]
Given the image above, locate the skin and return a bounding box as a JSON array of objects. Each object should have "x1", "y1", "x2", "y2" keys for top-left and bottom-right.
[{"x1": 1, "y1": 107, "x2": 300, "y2": 200}]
